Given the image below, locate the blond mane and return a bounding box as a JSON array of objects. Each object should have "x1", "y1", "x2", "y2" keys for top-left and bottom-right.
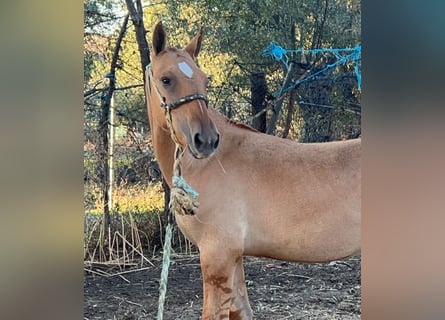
[{"x1": 225, "y1": 118, "x2": 259, "y2": 133}]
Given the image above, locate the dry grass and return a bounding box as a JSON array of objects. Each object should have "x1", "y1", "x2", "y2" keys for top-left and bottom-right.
[
  {"x1": 88, "y1": 182, "x2": 164, "y2": 215},
  {"x1": 84, "y1": 182, "x2": 198, "y2": 269},
  {"x1": 84, "y1": 183, "x2": 165, "y2": 268},
  {"x1": 83, "y1": 211, "x2": 156, "y2": 267}
]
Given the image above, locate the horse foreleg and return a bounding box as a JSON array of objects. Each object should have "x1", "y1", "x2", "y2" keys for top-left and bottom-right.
[
  {"x1": 200, "y1": 246, "x2": 246, "y2": 320},
  {"x1": 229, "y1": 257, "x2": 253, "y2": 319}
]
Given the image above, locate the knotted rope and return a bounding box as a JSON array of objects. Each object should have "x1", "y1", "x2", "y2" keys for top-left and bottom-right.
[{"x1": 148, "y1": 65, "x2": 200, "y2": 320}]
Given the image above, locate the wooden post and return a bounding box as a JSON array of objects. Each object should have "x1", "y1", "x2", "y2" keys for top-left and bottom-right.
[{"x1": 107, "y1": 92, "x2": 115, "y2": 212}]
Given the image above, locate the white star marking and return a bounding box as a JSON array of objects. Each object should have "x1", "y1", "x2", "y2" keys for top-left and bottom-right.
[{"x1": 178, "y1": 62, "x2": 193, "y2": 78}]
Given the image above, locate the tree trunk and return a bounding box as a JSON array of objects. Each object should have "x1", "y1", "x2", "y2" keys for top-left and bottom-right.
[
  {"x1": 101, "y1": 14, "x2": 129, "y2": 222},
  {"x1": 250, "y1": 72, "x2": 267, "y2": 132},
  {"x1": 97, "y1": 14, "x2": 129, "y2": 259},
  {"x1": 266, "y1": 62, "x2": 297, "y2": 135},
  {"x1": 310, "y1": 0, "x2": 329, "y2": 50},
  {"x1": 125, "y1": 0, "x2": 150, "y2": 83},
  {"x1": 299, "y1": 78, "x2": 334, "y2": 143},
  {"x1": 125, "y1": 0, "x2": 172, "y2": 249},
  {"x1": 298, "y1": 0, "x2": 334, "y2": 143},
  {"x1": 282, "y1": 88, "x2": 297, "y2": 139}
]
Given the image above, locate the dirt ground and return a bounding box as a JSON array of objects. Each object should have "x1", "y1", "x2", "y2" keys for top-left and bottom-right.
[{"x1": 84, "y1": 254, "x2": 361, "y2": 320}]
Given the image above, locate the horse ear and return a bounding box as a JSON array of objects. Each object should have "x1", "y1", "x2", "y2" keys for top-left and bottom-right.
[
  {"x1": 185, "y1": 26, "x2": 204, "y2": 60},
  {"x1": 152, "y1": 21, "x2": 167, "y2": 55}
]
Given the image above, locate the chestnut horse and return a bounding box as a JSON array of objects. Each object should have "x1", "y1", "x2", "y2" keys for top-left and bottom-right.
[{"x1": 146, "y1": 21, "x2": 360, "y2": 320}]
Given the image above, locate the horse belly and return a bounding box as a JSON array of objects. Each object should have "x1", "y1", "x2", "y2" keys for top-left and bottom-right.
[{"x1": 243, "y1": 202, "x2": 361, "y2": 263}]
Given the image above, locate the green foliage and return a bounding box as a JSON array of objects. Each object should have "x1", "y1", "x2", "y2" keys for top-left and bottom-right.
[
  {"x1": 147, "y1": 0, "x2": 361, "y2": 126},
  {"x1": 84, "y1": 0, "x2": 120, "y2": 33},
  {"x1": 85, "y1": 0, "x2": 361, "y2": 128}
]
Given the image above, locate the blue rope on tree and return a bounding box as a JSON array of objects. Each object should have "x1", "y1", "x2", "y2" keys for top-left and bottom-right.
[
  {"x1": 262, "y1": 42, "x2": 361, "y2": 92},
  {"x1": 298, "y1": 100, "x2": 360, "y2": 115},
  {"x1": 262, "y1": 42, "x2": 289, "y2": 69}
]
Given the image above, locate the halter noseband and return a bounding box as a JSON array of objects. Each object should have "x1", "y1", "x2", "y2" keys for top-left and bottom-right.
[
  {"x1": 146, "y1": 64, "x2": 209, "y2": 110},
  {"x1": 160, "y1": 93, "x2": 209, "y2": 110}
]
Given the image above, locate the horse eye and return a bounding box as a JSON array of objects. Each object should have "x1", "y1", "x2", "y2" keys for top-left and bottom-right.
[{"x1": 161, "y1": 77, "x2": 171, "y2": 86}]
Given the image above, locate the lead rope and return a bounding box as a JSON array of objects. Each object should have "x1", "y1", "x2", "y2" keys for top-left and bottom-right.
[
  {"x1": 156, "y1": 221, "x2": 172, "y2": 320},
  {"x1": 164, "y1": 109, "x2": 200, "y2": 215},
  {"x1": 153, "y1": 69, "x2": 200, "y2": 320}
]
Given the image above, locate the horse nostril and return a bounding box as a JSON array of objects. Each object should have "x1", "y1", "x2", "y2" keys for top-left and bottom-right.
[
  {"x1": 213, "y1": 134, "x2": 220, "y2": 150},
  {"x1": 193, "y1": 132, "x2": 219, "y2": 155},
  {"x1": 194, "y1": 133, "x2": 204, "y2": 150}
]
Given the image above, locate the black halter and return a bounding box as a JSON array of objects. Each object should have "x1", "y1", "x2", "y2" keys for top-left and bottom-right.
[
  {"x1": 146, "y1": 64, "x2": 209, "y2": 110},
  {"x1": 160, "y1": 93, "x2": 209, "y2": 110}
]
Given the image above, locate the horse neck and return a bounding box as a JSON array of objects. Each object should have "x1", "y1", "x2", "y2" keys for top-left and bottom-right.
[
  {"x1": 209, "y1": 107, "x2": 258, "y2": 143},
  {"x1": 148, "y1": 103, "x2": 251, "y2": 186},
  {"x1": 148, "y1": 96, "x2": 175, "y2": 186}
]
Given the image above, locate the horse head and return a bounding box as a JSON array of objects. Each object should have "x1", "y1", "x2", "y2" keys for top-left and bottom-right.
[{"x1": 148, "y1": 21, "x2": 220, "y2": 159}]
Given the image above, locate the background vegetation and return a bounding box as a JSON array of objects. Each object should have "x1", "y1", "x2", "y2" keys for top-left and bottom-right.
[{"x1": 83, "y1": 0, "x2": 361, "y2": 264}]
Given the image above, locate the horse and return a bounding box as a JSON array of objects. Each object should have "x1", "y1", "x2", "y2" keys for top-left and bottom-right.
[{"x1": 146, "y1": 21, "x2": 361, "y2": 320}]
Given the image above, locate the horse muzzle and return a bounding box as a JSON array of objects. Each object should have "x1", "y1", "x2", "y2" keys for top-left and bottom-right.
[{"x1": 189, "y1": 130, "x2": 220, "y2": 159}]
